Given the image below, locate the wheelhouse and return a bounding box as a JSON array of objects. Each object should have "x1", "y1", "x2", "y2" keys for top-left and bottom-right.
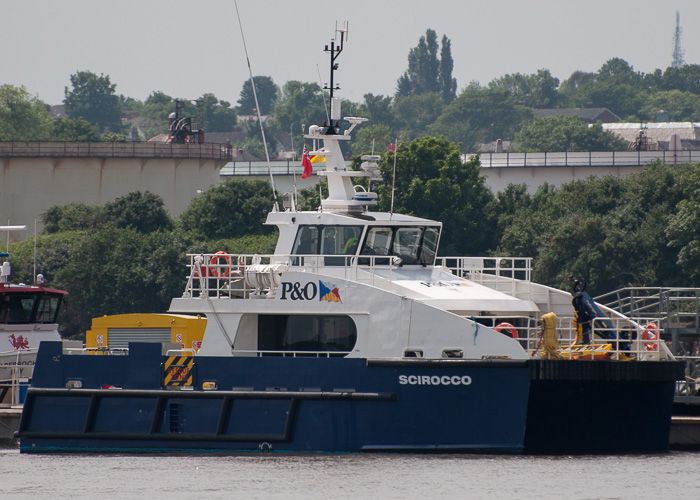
[
  {"x1": 0, "y1": 288, "x2": 67, "y2": 325},
  {"x1": 290, "y1": 222, "x2": 441, "y2": 266}
]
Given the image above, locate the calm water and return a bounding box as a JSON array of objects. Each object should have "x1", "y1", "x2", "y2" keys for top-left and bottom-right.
[{"x1": 1, "y1": 448, "x2": 699, "y2": 499}]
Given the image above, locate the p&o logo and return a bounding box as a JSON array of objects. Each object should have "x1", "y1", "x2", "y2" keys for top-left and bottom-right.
[{"x1": 280, "y1": 280, "x2": 342, "y2": 303}]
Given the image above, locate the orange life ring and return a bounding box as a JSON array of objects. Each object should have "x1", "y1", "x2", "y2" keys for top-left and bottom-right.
[
  {"x1": 209, "y1": 251, "x2": 232, "y2": 277},
  {"x1": 494, "y1": 322, "x2": 519, "y2": 339},
  {"x1": 642, "y1": 323, "x2": 658, "y2": 351}
]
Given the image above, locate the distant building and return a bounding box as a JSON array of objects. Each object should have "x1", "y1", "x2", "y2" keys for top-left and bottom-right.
[
  {"x1": 533, "y1": 108, "x2": 620, "y2": 123},
  {"x1": 602, "y1": 122, "x2": 700, "y2": 151}
]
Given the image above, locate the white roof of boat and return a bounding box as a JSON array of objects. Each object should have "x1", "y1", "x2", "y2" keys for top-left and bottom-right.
[{"x1": 266, "y1": 209, "x2": 439, "y2": 225}]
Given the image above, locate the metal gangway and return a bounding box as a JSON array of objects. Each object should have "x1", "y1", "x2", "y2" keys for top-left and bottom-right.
[{"x1": 596, "y1": 287, "x2": 700, "y2": 405}]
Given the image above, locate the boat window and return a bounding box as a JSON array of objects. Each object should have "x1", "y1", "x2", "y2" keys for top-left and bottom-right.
[
  {"x1": 1, "y1": 294, "x2": 35, "y2": 324},
  {"x1": 358, "y1": 226, "x2": 441, "y2": 265},
  {"x1": 35, "y1": 295, "x2": 61, "y2": 324},
  {"x1": 393, "y1": 227, "x2": 422, "y2": 265},
  {"x1": 321, "y1": 226, "x2": 362, "y2": 255},
  {"x1": 257, "y1": 314, "x2": 357, "y2": 354},
  {"x1": 420, "y1": 227, "x2": 440, "y2": 265},
  {"x1": 361, "y1": 227, "x2": 393, "y2": 256},
  {"x1": 292, "y1": 226, "x2": 319, "y2": 255},
  {"x1": 292, "y1": 225, "x2": 363, "y2": 256}
]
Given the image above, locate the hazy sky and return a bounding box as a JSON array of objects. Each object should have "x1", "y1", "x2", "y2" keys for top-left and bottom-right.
[{"x1": 2, "y1": 0, "x2": 700, "y2": 106}]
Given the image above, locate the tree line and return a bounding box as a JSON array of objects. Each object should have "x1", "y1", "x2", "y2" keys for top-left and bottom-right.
[
  {"x1": 4, "y1": 29, "x2": 700, "y2": 155},
  {"x1": 7, "y1": 137, "x2": 700, "y2": 338}
]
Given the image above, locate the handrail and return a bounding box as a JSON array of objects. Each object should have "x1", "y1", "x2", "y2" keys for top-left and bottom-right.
[
  {"x1": 221, "y1": 160, "x2": 351, "y2": 176},
  {"x1": 471, "y1": 151, "x2": 700, "y2": 168},
  {"x1": 0, "y1": 141, "x2": 233, "y2": 161},
  {"x1": 182, "y1": 252, "x2": 532, "y2": 299}
]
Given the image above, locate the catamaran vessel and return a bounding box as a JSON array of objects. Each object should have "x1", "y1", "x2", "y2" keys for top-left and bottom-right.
[{"x1": 17, "y1": 31, "x2": 683, "y2": 454}]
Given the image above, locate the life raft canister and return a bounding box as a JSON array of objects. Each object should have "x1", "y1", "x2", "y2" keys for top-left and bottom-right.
[
  {"x1": 642, "y1": 323, "x2": 659, "y2": 351},
  {"x1": 494, "y1": 322, "x2": 519, "y2": 339},
  {"x1": 209, "y1": 251, "x2": 232, "y2": 277}
]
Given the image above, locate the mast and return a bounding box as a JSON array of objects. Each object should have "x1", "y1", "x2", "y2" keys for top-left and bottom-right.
[
  {"x1": 323, "y1": 23, "x2": 348, "y2": 135},
  {"x1": 302, "y1": 24, "x2": 379, "y2": 214}
]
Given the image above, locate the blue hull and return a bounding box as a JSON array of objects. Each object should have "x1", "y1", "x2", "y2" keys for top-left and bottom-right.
[{"x1": 18, "y1": 342, "x2": 530, "y2": 453}]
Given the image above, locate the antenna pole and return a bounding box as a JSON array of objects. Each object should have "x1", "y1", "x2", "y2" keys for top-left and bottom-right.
[
  {"x1": 234, "y1": 0, "x2": 278, "y2": 208},
  {"x1": 324, "y1": 24, "x2": 346, "y2": 101},
  {"x1": 390, "y1": 139, "x2": 398, "y2": 217},
  {"x1": 317, "y1": 64, "x2": 330, "y2": 123},
  {"x1": 33, "y1": 218, "x2": 37, "y2": 284}
]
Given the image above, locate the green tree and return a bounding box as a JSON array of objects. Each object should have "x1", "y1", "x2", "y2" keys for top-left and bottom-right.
[
  {"x1": 239, "y1": 126, "x2": 278, "y2": 159},
  {"x1": 431, "y1": 84, "x2": 533, "y2": 151},
  {"x1": 489, "y1": 69, "x2": 561, "y2": 108},
  {"x1": 350, "y1": 123, "x2": 393, "y2": 156},
  {"x1": 49, "y1": 117, "x2": 100, "y2": 142},
  {"x1": 359, "y1": 93, "x2": 394, "y2": 128},
  {"x1": 178, "y1": 179, "x2": 276, "y2": 240},
  {"x1": 558, "y1": 71, "x2": 597, "y2": 106},
  {"x1": 495, "y1": 163, "x2": 689, "y2": 294},
  {"x1": 376, "y1": 137, "x2": 496, "y2": 255},
  {"x1": 638, "y1": 90, "x2": 700, "y2": 122},
  {"x1": 596, "y1": 58, "x2": 642, "y2": 86},
  {"x1": 41, "y1": 203, "x2": 105, "y2": 234},
  {"x1": 439, "y1": 35, "x2": 457, "y2": 104},
  {"x1": 514, "y1": 115, "x2": 627, "y2": 152},
  {"x1": 103, "y1": 191, "x2": 173, "y2": 233},
  {"x1": 660, "y1": 64, "x2": 700, "y2": 95},
  {"x1": 64, "y1": 71, "x2": 122, "y2": 132},
  {"x1": 273, "y1": 81, "x2": 327, "y2": 136},
  {"x1": 392, "y1": 92, "x2": 444, "y2": 135},
  {"x1": 582, "y1": 80, "x2": 644, "y2": 119},
  {"x1": 100, "y1": 132, "x2": 128, "y2": 142},
  {"x1": 238, "y1": 76, "x2": 278, "y2": 115},
  {"x1": 56, "y1": 226, "x2": 186, "y2": 335},
  {"x1": 198, "y1": 93, "x2": 238, "y2": 132},
  {"x1": 666, "y1": 163, "x2": 700, "y2": 281},
  {"x1": 397, "y1": 29, "x2": 456, "y2": 104},
  {"x1": 0, "y1": 84, "x2": 52, "y2": 141}
]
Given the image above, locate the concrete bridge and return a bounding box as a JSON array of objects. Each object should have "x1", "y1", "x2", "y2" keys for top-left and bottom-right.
[
  {"x1": 469, "y1": 150, "x2": 700, "y2": 193},
  {"x1": 4, "y1": 144, "x2": 699, "y2": 240},
  {"x1": 221, "y1": 150, "x2": 700, "y2": 195}
]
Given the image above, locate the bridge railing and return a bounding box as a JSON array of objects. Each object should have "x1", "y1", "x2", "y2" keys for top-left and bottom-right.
[
  {"x1": 470, "y1": 151, "x2": 700, "y2": 168},
  {"x1": 0, "y1": 142, "x2": 233, "y2": 161}
]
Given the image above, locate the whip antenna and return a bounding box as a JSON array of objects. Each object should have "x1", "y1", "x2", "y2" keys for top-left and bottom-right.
[
  {"x1": 317, "y1": 64, "x2": 331, "y2": 124},
  {"x1": 390, "y1": 139, "x2": 398, "y2": 218},
  {"x1": 234, "y1": 0, "x2": 278, "y2": 207}
]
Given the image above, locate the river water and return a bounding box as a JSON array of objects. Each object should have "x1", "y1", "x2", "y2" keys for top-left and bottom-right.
[{"x1": 1, "y1": 448, "x2": 699, "y2": 499}]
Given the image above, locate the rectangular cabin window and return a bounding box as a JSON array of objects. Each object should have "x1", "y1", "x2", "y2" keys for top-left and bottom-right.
[
  {"x1": 293, "y1": 225, "x2": 363, "y2": 256},
  {"x1": 1, "y1": 294, "x2": 35, "y2": 324},
  {"x1": 358, "y1": 226, "x2": 441, "y2": 266},
  {"x1": 393, "y1": 227, "x2": 422, "y2": 265},
  {"x1": 292, "y1": 225, "x2": 363, "y2": 266},
  {"x1": 35, "y1": 295, "x2": 61, "y2": 323},
  {"x1": 361, "y1": 227, "x2": 393, "y2": 256},
  {"x1": 292, "y1": 226, "x2": 319, "y2": 255},
  {"x1": 421, "y1": 227, "x2": 440, "y2": 265},
  {"x1": 257, "y1": 314, "x2": 357, "y2": 355}
]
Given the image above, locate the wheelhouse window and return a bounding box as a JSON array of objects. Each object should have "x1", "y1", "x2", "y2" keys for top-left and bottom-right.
[
  {"x1": 257, "y1": 315, "x2": 357, "y2": 355},
  {"x1": 360, "y1": 226, "x2": 440, "y2": 265},
  {"x1": 292, "y1": 225, "x2": 363, "y2": 256},
  {"x1": 0, "y1": 292, "x2": 63, "y2": 324}
]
